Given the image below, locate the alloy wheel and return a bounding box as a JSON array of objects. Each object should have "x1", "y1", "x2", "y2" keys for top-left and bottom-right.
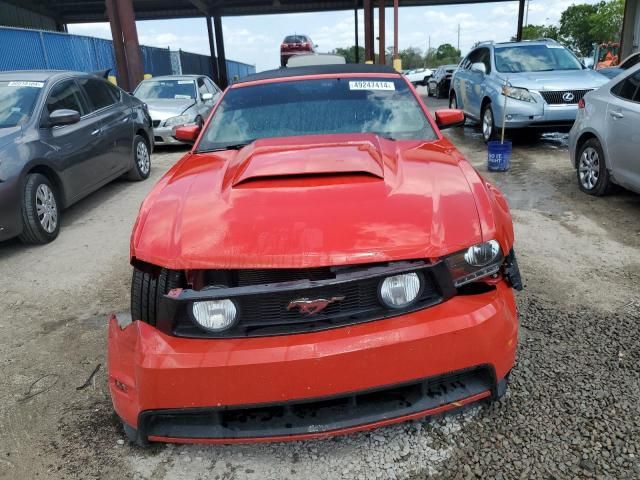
[
  {"x1": 578, "y1": 147, "x2": 600, "y2": 190},
  {"x1": 136, "y1": 141, "x2": 150, "y2": 175},
  {"x1": 35, "y1": 184, "x2": 58, "y2": 233},
  {"x1": 482, "y1": 108, "x2": 493, "y2": 141}
]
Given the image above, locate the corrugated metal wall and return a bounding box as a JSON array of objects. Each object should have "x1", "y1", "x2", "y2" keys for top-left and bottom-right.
[
  {"x1": 0, "y1": 26, "x2": 255, "y2": 85},
  {"x1": 0, "y1": 0, "x2": 58, "y2": 31}
]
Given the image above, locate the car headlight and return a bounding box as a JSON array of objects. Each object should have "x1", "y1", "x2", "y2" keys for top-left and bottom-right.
[
  {"x1": 164, "y1": 114, "x2": 192, "y2": 127},
  {"x1": 379, "y1": 273, "x2": 422, "y2": 309},
  {"x1": 192, "y1": 299, "x2": 237, "y2": 332},
  {"x1": 445, "y1": 240, "x2": 504, "y2": 287},
  {"x1": 502, "y1": 85, "x2": 535, "y2": 103}
]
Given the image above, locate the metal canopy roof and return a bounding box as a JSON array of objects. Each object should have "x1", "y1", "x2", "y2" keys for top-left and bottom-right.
[{"x1": 8, "y1": 0, "x2": 510, "y2": 23}]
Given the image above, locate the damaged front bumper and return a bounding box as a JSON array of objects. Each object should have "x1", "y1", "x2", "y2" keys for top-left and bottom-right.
[{"x1": 107, "y1": 281, "x2": 518, "y2": 445}]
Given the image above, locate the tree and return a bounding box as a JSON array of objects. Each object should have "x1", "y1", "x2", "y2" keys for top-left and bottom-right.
[
  {"x1": 589, "y1": 0, "x2": 625, "y2": 45},
  {"x1": 512, "y1": 24, "x2": 560, "y2": 41},
  {"x1": 559, "y1": 3, "x2": 600, "y2": 56},
  {"x1": 398, "y1": 47, "x2": 424, "y2": 69},
  {"x1": 435, "y1": 43, "x2": 461, "y2": 60},
  {"x1": 332, "y1": 46, "x2": 365, "y2": 64}
]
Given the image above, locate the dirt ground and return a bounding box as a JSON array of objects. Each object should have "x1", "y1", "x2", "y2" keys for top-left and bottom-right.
[{"x1": 1, "y1": 93, "x2": 638, "y2": 479}]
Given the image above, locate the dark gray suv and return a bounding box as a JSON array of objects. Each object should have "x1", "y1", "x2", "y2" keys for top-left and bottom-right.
[{"x1": 0, "y1": 71, "x2": 153, "y2": 244}]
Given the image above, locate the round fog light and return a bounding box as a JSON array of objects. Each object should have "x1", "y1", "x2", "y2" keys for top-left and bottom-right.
[
  {"x1": 192, "y1": 299, "x2": 237, "y2": 332},
  {"x1": 380, "y1": 273, "x2": 421, "y2": 308}
]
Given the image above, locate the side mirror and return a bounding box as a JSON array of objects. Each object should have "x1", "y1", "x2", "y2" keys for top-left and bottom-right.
[
  {"x1": 471, "y1": 62, "x2": 486, "y2": 75},
  {"x1": 48, "y1": 109, "x2": 80, "y2": 127},
  {"x1": 173, "y1": 124, "x2": 201, "y2": 143},
  {"x1": 435, "y1": 109, "x2": 465, "y2": 130},
  {"x1": 201, "y1": 92, "x2": 214, "y2": 101}
]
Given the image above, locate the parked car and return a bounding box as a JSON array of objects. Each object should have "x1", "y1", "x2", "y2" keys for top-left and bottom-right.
[
  {"x1": 427, "y1": 64, "x2": 457, "y2": 98},
  {"x1": 450, "y1": 40, "x2": 609, "y2": 142},
  {"x1": 280, "y1": 34, "x2": 317, "y2": 67},
  {"x1": 108, "y1": 63, "x2": 522, "y2": 446},
  {"x1": 405, "y1": 67, "x2": 433, "y2": 86},
  {"x1": 598, "y1": 51, "x2": 640, "y2": 79},
  {"x1": 569, "y1": 64, "x2": 640, "y2": 195},
  {"x1": 0, "y1": 70, "x2": 152, "y2": 244},
  {"x1": 133, "y1": 75, "x2": 221, "y2": 145}
]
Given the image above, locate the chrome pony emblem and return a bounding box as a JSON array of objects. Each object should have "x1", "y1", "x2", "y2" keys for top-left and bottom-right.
[
  {"x1": 287, "y1": 296, "x2": 345, "y2": 315},
  {"x1": 562, "y1": 92, "x2": 575, "y2": 103}
]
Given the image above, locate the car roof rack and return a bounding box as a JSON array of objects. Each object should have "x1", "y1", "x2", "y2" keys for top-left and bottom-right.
[{"x1": 473, "y1": 40, "x2": 494, "y2": 47}]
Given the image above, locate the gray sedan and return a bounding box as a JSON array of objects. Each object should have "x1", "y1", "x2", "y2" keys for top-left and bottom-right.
[
  {"x1": 133, "y1": 75, "x2": 221, "y2": 145},
  {"x1": 569, "y1": 64, "x2": 640, "y2": 195}
]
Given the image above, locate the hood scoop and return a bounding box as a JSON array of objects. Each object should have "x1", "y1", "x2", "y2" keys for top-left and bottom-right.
[{"x1": 230, "y1": 137, "x2": 385, "y2": 188}]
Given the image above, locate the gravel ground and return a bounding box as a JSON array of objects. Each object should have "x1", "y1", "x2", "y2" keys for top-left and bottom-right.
[{"x1": 1, "y1": 93, "x2": 639, "y2": 479}]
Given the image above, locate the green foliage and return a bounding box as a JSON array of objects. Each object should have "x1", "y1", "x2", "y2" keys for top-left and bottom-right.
[
  {"x1": 399, "y1": 46, "x2": 425, "y2": 69},
  {"x1": 512, "y1": 24, "x2": 560, "y2": 41},
  {"x1": 332, "y1": 46, "x2": 365, "y2": 64},
  {"x1": 435, "y1": 43, "x2": 461, "y2": 60},
  {"x1": 559, "y1": 0, "x2": 624, "y2": 56}
]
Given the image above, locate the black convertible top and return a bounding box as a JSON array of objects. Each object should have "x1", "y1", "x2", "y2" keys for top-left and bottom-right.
[{"x1": 236, "y1": 64, "x2": 400, "y2": 84}]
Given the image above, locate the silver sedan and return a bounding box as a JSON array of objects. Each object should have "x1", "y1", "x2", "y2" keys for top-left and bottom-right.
[
  {"x1": 569, "y1": 64, "x2": 640, "y2": 195},
  {"x1": 133, "y1": 75, "x2": 222, "y2": 145}
]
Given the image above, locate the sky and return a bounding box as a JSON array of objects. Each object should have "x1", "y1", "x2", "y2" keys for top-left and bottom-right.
[{"x1": 68, "y1": 0, "x2": 599, "y2": 72}]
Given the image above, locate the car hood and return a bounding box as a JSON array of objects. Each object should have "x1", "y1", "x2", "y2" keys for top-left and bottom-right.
[
  {"x1": 143, "y1": 99, "x2": 195, "y2": 122},
  {"x1": 500, "y1": 69, "x2": 609, "y2": 90},
  {"x1": 0, "y1": 125, "x2": 22, "y2": 151},
  {"x1": 131, "y1": 134, "x2": 484, "y2": 269}
]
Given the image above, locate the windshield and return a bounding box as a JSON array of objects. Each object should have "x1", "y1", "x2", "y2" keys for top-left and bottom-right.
[
  {"x1": 0, "y1": 81, "x2": 43, "y2": 128},
  {"x1": 197, "y1": 77, "x2": 436, "y2": 151},
  {"x1": 495, "y1": 45, "x2": 583, "y2": 73},
  {"x1": 134, "y1": 80, "x2": 196, "y2": 100}
]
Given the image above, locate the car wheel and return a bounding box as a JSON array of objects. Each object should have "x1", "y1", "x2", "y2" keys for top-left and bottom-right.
[
  {"x1": 449, "y1": 92, "x2": 458, "y2": 109},
  {"x1": 131, "y1": 267, "x2": 184, "y2": 326},
  {"x1": 481, "y1": 103, "x2": 497, "y2": 142},
  {"x1": 19, "y1": 173, "x2": 61, "y2": 245},
  {"x1": 435, "y1": 84, "x2": 441, "y2": 99},
  {"x1": 577, "y1": 138, "x2": 611, "y2": 196},
  {"x1": 126, "y1": 135, "x2": 151, "y2": 181}
]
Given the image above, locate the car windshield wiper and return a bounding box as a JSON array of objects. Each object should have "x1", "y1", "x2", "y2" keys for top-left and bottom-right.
[{"x1": 196, "y1": 141, "x2": 254, "y2": 153}]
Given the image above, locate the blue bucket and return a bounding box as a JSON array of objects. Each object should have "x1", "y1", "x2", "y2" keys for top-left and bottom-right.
[{"x1": 487, "y1": 140, "x2": 512, "y2": 172}]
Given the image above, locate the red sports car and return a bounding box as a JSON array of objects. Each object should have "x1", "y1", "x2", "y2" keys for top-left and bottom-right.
[{"x1": 108, "y1": 64, "x2": 522, "y2": 446}]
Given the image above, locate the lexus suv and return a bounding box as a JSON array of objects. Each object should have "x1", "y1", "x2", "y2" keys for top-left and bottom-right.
[
  {"x1": 108, "y1": 64, "x2": 522, "y2": 446},
  {"x1": 449, "y1": 40, "x2": 609, "y2": 141}
]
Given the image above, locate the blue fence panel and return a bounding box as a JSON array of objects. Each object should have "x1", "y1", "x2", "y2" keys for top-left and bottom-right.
[
  {"x1": 141, "y1": 45, "x2": 172, "y2": 77},
  {"x1": 0, "y1": 27, "x2": 47, "y2": 70}
]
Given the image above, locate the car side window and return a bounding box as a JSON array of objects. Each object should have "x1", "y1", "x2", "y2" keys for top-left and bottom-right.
[
  {"x1": 78, "y1": 78, "x2": 117, "y2": 111},
  {"x1": 205, "y1": 78, "x2": 219, "y2": 94},
  {"x1": 46, "y1": 80, "x2": 88, "y2": 116},
  {"x1": 466, "y1": 49, "x2": 481, "y2": 69},
  {"x1": 622, "y1": 54, "x2": 640, "y2": 69},
  {"x1": 478, "y1": 48, "x2": 491, "y2": 74},
  {"x1": 611, "y1": 71, "x2": 640, "y2": 102},
  {"x1": 197, "y1": 78, "x2": 208, "y2": 98},
  {"x1": 105, "y1": 82, "x2": 122, "y2": 102}
]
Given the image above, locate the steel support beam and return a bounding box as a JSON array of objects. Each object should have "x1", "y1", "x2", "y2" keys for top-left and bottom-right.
[
  {"x1": 516, "y1": 0, "x2": 525, "y2": 41},
  {"x1": 363, "y1": 0, "x2": 374, "y2": 62},
  {"x1": 213, "y1": 13, "x2": 228, "y2": 89},
  {"x1": 105, "y1": 0, "x2": 130, "y2": 90},
  {"x1": 378, "y1": 0, "x2": 385, "y2": 64},
  {"x1": 354, "y1": 0, "x2": 360, "y2": 63},
  {"x1": 206, "y1": 16, "x2": 220, "y2": 85}
]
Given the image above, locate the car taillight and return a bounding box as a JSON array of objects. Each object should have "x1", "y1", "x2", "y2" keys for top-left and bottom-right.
[{"x1": 578, "y1": 99, "x2": 585, "y2": 109}]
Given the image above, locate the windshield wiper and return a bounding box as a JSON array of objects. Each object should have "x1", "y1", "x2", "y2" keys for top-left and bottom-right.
[{"x1": 197, "y1": 141, "x2": 254, "y2": 153}]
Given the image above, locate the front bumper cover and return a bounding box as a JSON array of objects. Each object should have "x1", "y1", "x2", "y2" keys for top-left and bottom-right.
[{"x1": 108, "y1": 281, "x2": 518, "y2": 444}]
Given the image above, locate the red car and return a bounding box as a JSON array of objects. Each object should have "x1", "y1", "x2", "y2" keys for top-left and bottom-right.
[
  {"x1": 280, "y1": 34, "x2": 316, "y2": 67},
  {"x1": 108, "y1": 64, "x2": 522, "y2": 446}
]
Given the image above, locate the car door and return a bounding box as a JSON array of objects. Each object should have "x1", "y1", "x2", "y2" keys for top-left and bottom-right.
[
  {"x1": 78, "y1": 77, "x2": 133, "y2": 177},
  {"x1": 466, "y1": 48, "x2": 491, "y2": 119},
  {"x1": 605, "y1": 70, "x2": 640, "y2": 189},
  {"x1": 38, "y1": 78, "x2": 106, "y2": 202},
  {"x1": 454, "y1": 52, "x2": 475, "y2": 114}
]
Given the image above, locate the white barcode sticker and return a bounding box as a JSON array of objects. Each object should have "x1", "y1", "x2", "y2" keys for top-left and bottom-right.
[
  {"x1": 8, "y1": 81, "x2": 44, "y2": 88},
  {"x1": 178, "y1": 80, "x2": 193, "y2": 84},
  {"x1": 349, "y1": 80, "x2": 395, "y2": 91}
]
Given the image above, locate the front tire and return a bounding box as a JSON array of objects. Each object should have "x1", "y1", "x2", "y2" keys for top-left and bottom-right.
[
  {"x1": 577, "y1": 138, "x2": 611, "y2": 196},
  {"x1": 131, "y1": 267, "x2": 183, "y2": 326},
  {"x1": 126, "y1": 135, "x2": 151, "y2": 181},
  {"x1": 481, "y1": 103, "x2": 497, "y2": 142},
  {"x1": 18, "y1": 173, "x2": 60, "y2": 245}
]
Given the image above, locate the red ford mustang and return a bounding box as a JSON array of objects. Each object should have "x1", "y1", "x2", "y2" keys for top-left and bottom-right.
[{"x1": 108, "y1": 64, "x2": 522, "y2": 446}]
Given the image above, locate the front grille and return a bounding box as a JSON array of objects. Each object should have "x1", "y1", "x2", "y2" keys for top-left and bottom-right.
[
  {"x1": 138, "y1": 366, "x2": 495, "y2": 440},
  {"x1": 539, "y1": 89, "x2": 591, "y2": 105},
  {"x1": 152, "y1": 119, "x2": 161, "y2": 127},
  {"x1": 165, "y1": 262, "x2": 453, "y2": 338}
]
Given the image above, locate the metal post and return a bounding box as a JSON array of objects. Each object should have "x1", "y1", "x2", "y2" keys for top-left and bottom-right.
[
  {"x1": 363, "y1": 0, "x2": 373, "y2": 62},
  {"x1": 115, "y1": 0, "x2": 144, "y2": 89},
  {"x1": 105, "y1": 0, "x2": 130, "y2": 90},
  {"x1": 354, "y1": 0, "x2": 360, "y2": 63},
  {"x1": 213, "y1": 13, "x2": 228, "y2": 89},
  {"x1": 516, "y1": 0, "x2": 525, "y2": 41},
  {"x1": 378, "y1": 0, "x2": 385, "y2": 64},
  {"x1": 393, "y1": 0, "x2": 399, "y2": 58},
  {"x1": 206, "y1": 16, "x2": 219, "y2": 84}
]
